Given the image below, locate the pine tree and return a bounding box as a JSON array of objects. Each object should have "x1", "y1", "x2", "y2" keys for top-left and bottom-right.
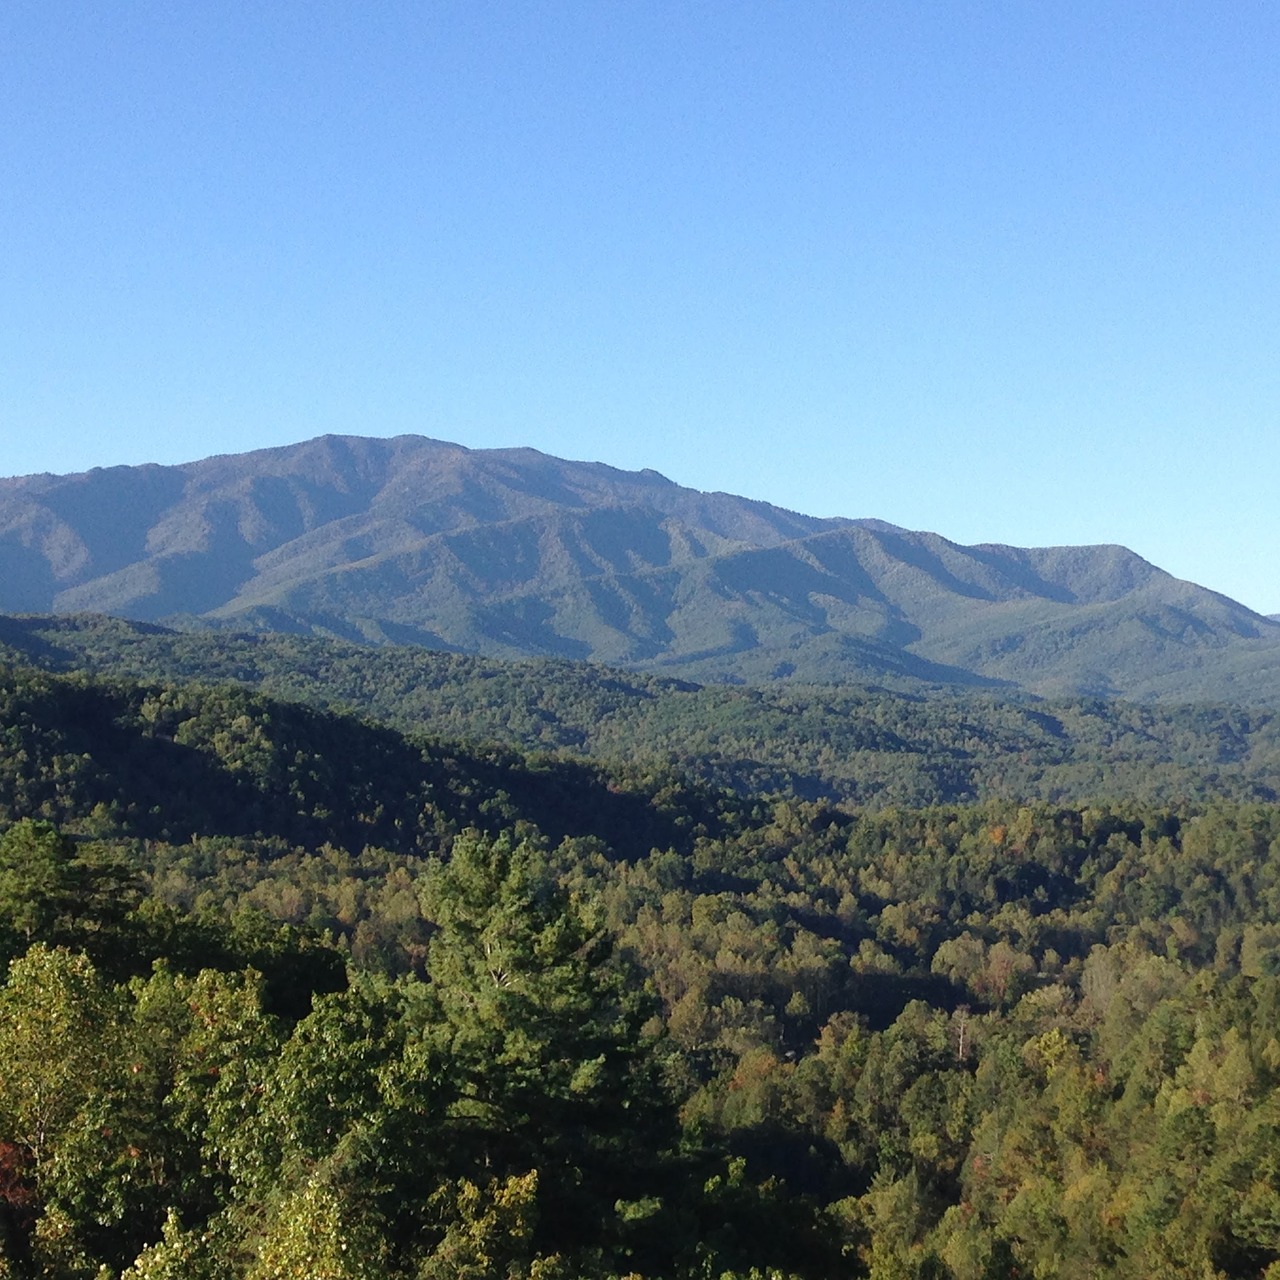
[{"x1": 420, "y1": 831, "x2": 676, "y2": 1263}]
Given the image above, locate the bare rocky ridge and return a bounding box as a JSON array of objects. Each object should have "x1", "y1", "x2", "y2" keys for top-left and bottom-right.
[{"x1": 2, "y1": 434, "x2": 1278, "y2": 699}]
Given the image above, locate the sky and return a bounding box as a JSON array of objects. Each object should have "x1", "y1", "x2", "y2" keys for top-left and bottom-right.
[{"x1": 2, "y1": 2, "x2": 1278, "y2": 611}]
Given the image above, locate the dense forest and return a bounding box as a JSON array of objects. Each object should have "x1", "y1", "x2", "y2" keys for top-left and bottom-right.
[
  {"x1": 4, "y1": 614, "x2": 1280, "y2": 809},
  {"x1": 4, "y1": 630, "x2": 1280, "y2": 1277}
]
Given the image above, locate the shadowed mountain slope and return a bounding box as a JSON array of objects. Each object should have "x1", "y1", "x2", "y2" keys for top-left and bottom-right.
[{"x1": 2, "y1": 434, "x2": 1277, "y2": 699}]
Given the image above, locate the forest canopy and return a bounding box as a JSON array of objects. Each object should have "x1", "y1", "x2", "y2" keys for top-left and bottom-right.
[{"x1": 2, "y1": 642, "x2": 1280, "y2": 1277}]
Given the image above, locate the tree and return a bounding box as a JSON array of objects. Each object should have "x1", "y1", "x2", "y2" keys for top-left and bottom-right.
[
  {"x1": 245, "y1": 1171, "x2": 387, "y2": 1280},
  {"x1": 420, "y1": 831, "x2": 676, "y2": 1264},
  {"x1": 0, "y1": 946, "x2": 127, "y2": 1275},
  {"x1": 0, "y1": 821, "x2": 140, "y2": 974}
]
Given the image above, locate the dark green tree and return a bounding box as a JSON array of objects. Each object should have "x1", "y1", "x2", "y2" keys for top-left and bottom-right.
[
  {"x1": 420, "y1": 830, "x2": 677, "y2": 1265},
  {"x1": 0, "y1": 821, "x2": 139, "y2": 969}
]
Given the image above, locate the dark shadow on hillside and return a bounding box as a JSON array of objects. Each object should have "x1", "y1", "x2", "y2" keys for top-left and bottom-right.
[
  {"x1": 577, "y1": 506, "x2": 675, "y2": 573},
  {"x1": 479, "y1": 597, "x2": 594, "y2": 659},
  {"x1": 0, "y1": 541, "x2": 64, "y2": 613},
  {"x1": 41, "y1": 465, "x2": 187, "y2": 579},
  {"x1": 481, "y1": 455, "x2": 603, "y2": 510},
  {"x1": 0, "y1": 613, "x2": 174, "y2": 670},
  {"x1": 443, "y1": 521, "x2": 548, "y2": 591},
  {"x1": 964, "y1": 544, "x2": 1076, "y2": 603},
  {"x1": 721, "y1": 1126, "x2": 858, "y2": 1200},
  {"x1": 863, "y1": 528, "x2": 1005, "y2": 602},
  {"x1": 3, "y1": 675, "x2": 711, "y2": 862},
  {"x1": 713, "y1": 545, "x2": 887, "y2": 631},
  {"x1": 849, "y1": 972, "x2": 970, "y2": 1032}
]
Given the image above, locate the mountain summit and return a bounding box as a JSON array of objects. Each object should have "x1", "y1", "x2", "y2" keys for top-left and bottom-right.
[{"x1": 3, "y1": 434, "x2": 1277, "y2": 700}]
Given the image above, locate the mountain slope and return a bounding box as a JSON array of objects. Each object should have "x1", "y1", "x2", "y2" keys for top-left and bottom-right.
[{"x1": 2, "y1": 434, "x2": 1277, "y2": 699}]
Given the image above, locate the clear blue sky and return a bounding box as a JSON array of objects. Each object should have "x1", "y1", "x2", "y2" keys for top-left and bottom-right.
[{"x1": 3, "y1": 2, "x2": 1278, "y2": 611}]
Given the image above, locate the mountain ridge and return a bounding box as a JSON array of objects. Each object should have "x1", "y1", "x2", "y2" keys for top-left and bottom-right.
[{"x1": 2, "y1": 433, "x2": 1277, "y2": 700}]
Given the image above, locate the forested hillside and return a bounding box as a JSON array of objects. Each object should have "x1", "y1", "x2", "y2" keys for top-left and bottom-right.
[
  {"x1": 4, "y1": 649, "x2": 1280, "y2": 1276},
  {"x1": 5, "y1": 613, "x2": 1280, "y2": 809}
]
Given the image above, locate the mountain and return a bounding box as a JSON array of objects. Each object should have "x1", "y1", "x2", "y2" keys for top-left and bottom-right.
[{"x1": 3, "y1": 433, "x2": 1279, "y2": 700}]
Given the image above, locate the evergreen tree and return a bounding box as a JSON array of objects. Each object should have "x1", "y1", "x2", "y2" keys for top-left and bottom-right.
[{"x1": 420, "y1": 831, "x2": 677, "y2": 1264}]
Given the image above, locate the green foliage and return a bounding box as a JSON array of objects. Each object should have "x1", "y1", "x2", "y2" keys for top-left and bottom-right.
[
  {"x1": 9, "y1": 616, "x2": 1280, "y2": 813},
  {"x1": 422, "y1": 832, "x2": 678, "y2": 1259},
  {"x1": 0, "y1": 946, "x2": 135, "y2": 1275},
  {"x1": 5, "y1": 626, "x2": 1280, "y2": 1275},
  {"x1": 0, "y1": 821, "x2": 139, "y2": 970},
  {"x1": 245, "y1": 1173, "x2": 387, "y2": 1280},
  {"x1": 416, "y1": 1172, "x2": 564, "y2": 1280},
  {"x1": 0, "y1": 661, "x2": 723, "y2": 862},
  {"x1": 120, "y1": 1210, "x2": 224, "y2": 1280}
]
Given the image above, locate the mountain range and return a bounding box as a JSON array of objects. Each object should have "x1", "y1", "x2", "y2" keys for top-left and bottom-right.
[{"x1": 3, "y1": 433, "x2": 1278, "y2": 701}]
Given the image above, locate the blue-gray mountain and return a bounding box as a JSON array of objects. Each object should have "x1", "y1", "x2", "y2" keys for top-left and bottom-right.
[{"x1": 3, "y1": 433, "x2": 1277, "y2": 700}]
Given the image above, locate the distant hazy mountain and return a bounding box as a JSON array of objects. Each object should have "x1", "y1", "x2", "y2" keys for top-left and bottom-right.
[{"x1": 3, "y1": 434, "x2": 1278, "y2": 700}]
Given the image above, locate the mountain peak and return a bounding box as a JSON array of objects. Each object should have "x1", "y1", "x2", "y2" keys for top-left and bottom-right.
[{"x1": 1, "y1": 433, "x2": 1276, "y2": 701}]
